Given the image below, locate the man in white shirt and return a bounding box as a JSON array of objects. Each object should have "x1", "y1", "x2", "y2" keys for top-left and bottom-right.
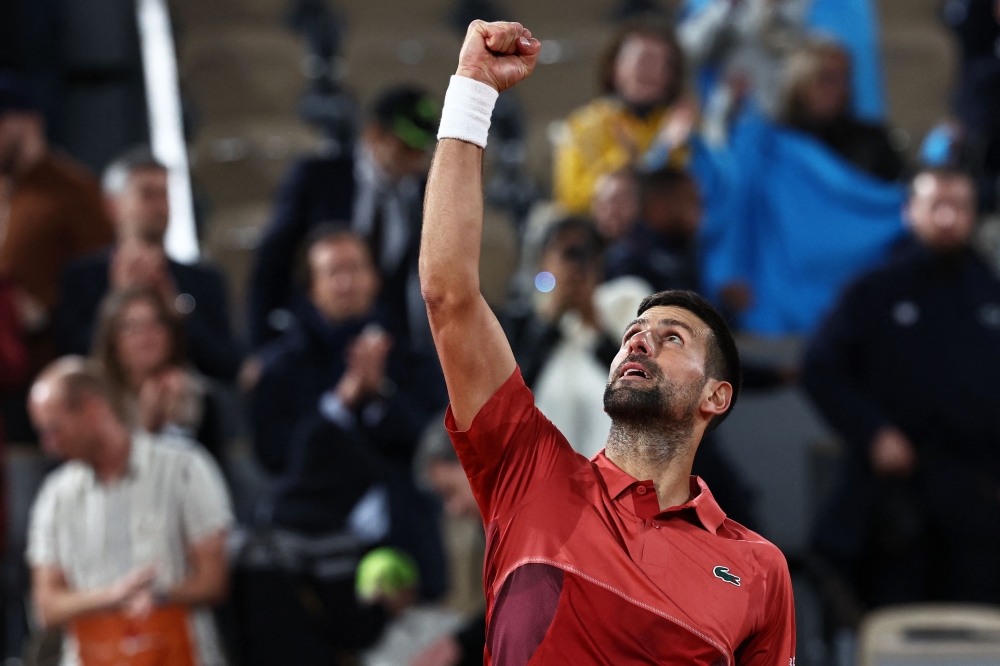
[{"x1": 26, "y1": 356, "x2": 233, "y2": 666}]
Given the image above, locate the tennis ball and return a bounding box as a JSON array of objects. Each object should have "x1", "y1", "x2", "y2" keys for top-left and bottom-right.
[{"x1": 356, "y1": 547, "x2": 419, "y2": 601}]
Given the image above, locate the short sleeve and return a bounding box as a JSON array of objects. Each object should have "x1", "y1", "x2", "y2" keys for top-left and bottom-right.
[
  {"x1": 445, "y1": 368, "x2": 585, "y2": 524},
  {"x1": 178, "y1": 449, "x2": 234, "y2": 544},
  {"x1": 736, "y1": 550, "x2": 797, "y2": 666},
  {"x1": 26, "y1": 478, "x2": 61, "y2": 569}
]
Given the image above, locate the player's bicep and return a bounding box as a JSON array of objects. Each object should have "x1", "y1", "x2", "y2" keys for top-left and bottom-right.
[{"x1": 427, "y1": 293, "x2": 516, "y2": 431}]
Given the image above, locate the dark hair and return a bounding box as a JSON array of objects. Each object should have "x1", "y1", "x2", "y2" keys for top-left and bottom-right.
[
  {"x1": 371, "y1": 86, "x2": 440, "y2": 150},
  {"x1": 92, "y1": 286, "x2": 187, "y2": 396},
  {"x1": 908, "y1": 166, "x2": 975, "y2": 200},
  {"x1": 102, "y1": 145, "x2": 167, "y2": 195},
  {"x1": 540, "y1": 216, "x2": 605, "y2": 262},
  {"x1": 636, "y1": 290, "x2": 741, "y2": 431},
  {"x1": 638, "y1": 166, "x2": 695, "y2": 203},
  {"x1": 598, "y1": 20, "x2": 685, "y2": 106},
  {"x1": 296, "y1": 222, "x2": 375, "y2": 288}
]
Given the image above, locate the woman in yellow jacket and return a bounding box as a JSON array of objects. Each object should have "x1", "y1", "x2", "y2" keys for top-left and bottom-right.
[{"x1": 554, "y1": 23, "x2": 694, "y2": 214}]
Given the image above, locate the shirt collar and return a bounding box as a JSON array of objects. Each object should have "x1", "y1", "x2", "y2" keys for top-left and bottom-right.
[
  {"x1": 592, "y1": 450, "x2": 727, "y2": 534},
  {"x1": 81, "y1": 433, "x2": 149, "y2": 490}
]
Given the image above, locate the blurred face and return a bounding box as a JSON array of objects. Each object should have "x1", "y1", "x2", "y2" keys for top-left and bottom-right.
[
  {"x1": 906, "y1": 173, "x2": 977, "y2": 250},
  {"x1": 29, "y1": 383, "x2": 99, "y2": 460},
  {"x1": 365, "y1": 125, "x2": 431, "y2": 180},
  {"x1": 0, "y1": 112, "x2": 42, "y2": 176},
  {"x1": 427, "y1": 461, "x2": 479, "y2": 519},
  {"x1": 642, "y1": 179, "x2": 701, "y2": 237},
  {"x1": 116, "y1": 299, "x2": 173, "y2": 384},
  {"x1": 309, "y1": 237, "x2": 380, "y2": 322},
  {"x1": 592, "y1": 173, "x2": 639, "y2": 241},
  {"x1": 112, "y1": 167, "x2": 170, "y2": 245},
  {"x1": 538, "y1": 228, "x2": 601, "y2": 310},
  {"x1": 614, "y1": 34, "x2": 673, "y2": 107},
  {"x1": 605, "y1": 306, "x2": 729, "y2": 441},
  {"x1": 799, "y1": 52, "x2": 851, "y2": 123}
]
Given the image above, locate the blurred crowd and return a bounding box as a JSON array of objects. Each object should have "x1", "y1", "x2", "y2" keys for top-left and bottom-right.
[{"x1": 0, "y1": 0, "x2": 998, "y2": 664}]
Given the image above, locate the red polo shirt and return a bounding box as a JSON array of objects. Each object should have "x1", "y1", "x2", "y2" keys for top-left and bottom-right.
[{"x1": 446, "y1": 369, "x2": 795, "y2": 666}]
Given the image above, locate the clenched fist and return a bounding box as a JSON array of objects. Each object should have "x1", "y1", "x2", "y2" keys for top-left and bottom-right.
[{"x1": 456, "y1": 20, "x2": 541, "y2": 93}]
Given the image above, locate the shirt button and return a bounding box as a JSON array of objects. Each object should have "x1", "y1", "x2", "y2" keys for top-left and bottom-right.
[
  {"x1": 652, "y1": 520, "x2": 660, "y2": 528},
  {"x1": 636, "y1": 486, "x2": 647, "y2": 495}
]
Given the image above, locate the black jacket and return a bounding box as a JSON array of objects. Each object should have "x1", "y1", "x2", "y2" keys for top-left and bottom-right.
[
  {"x1": 250, "y1": 304, "x2": 447, "y2": 476},
  {"x1": 54, "y1": 248, "x2": 244, "y2": 381},
  {"x1": 802, "y1": 240, "x2": 1000, "y2": 470},
  {"x1": 247, "y1": 154, "x2": 427, "y2": 348},
  {"x1": 605, "y1": 222, "x2": 701, "y2": 294}
]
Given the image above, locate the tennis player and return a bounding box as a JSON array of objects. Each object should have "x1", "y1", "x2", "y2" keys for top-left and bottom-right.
[{"x1": 419, "y1": 20, "x2": 796, "y2": 665}]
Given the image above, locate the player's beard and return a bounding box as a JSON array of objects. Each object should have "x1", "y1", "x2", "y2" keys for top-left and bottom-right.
[{"x1": 603, "y1": 355, "x2": 703, "y2": 464}]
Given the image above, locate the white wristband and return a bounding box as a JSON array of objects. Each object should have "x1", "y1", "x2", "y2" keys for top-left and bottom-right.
[{"x1": 437, "y1": 75, "x2": 499, "y2": 149}]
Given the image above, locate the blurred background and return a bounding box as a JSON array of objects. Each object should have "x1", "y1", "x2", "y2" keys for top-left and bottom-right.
[{"x1": 0, "y1": 0, "x2": 999, "y2": 664}]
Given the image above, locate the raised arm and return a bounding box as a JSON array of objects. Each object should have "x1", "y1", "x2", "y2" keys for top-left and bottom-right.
[{"x1": 419, "y1": 21, "x2": 539, "y2": 430}]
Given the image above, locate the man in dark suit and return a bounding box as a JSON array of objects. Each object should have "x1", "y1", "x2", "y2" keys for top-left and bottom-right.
[
  {"x1": 247, "y1": 86, "x2": 439, "y2": 349},
  {"x1": 54, "y1": 146, "x2": 243, "y2": 381},
  {"x1": 803, "y1": 167, "x2": 1000, "y2": 608},
  {"x1": 251, "y1": 226, "x2": 448, "y2": 599}
]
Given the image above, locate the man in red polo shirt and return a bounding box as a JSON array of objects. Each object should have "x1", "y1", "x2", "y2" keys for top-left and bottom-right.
[{"x1": 419, "y1": 20, "x2": 795, "y2": 665}]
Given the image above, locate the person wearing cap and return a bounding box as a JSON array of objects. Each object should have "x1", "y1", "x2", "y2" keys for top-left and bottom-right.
[
  {"x1": 0, "y1": 72, "x2": 114, "y2": 372},
  {"x1": 247, "y1": 86, "x2": 439, "y2": 349}
]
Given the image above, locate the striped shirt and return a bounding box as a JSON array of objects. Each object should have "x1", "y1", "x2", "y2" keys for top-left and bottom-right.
[{"x1": 27, "y1": 432, "x2": 234, "y2": 666}]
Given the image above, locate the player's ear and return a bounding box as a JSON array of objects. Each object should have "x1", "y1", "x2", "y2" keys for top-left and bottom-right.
[{"x1": 702, "y1": 379, "x2": 732, "y2": 417}]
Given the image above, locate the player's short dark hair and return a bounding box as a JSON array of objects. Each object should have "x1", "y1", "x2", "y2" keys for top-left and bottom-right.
[
  {"x1": 636, "y1": 290, "x2": 741, "y2": 431},
  {"x1": 907, "y1": 166, "x2": 975, "y2": 200},
  {"x1": 102, "y1": 145, "x2": 167, "y2": 195},
  {"x1": 371, "y1": 86, "x2": 440, "y2": 151}
]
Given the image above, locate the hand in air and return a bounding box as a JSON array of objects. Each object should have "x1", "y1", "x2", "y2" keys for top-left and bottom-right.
[{"x1": 456, "y1": 20, "x2": 541, "y2": 93}]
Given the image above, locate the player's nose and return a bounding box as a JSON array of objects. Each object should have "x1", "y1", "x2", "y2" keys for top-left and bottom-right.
[{"x1": 625, "y1": 329, "x2": 655, "y2": 357}]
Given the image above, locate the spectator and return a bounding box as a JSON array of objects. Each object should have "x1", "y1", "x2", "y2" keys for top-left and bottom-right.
[
  {"x1": 91, "y1": 286, "x2": 224, "y2": 462},
  {"x1": 251, "y1": 226, "x2": 448, "y2": 596},
  {"x1": 502, "y1": 218, "x2": 620, "y2": 458},
  {"x1": 677, "y1": 0, "x2": 808, "y2": 120},
  {"x1": 942, "y1": 0, "x2": 1000, "y2": 211},
  {"x1": 248, "y1": 86, "x2": 439, "y2": 348},
  {"x1": 777, "y1": 40, "x2": 903, "y2": 182},
  {"x1": 409, "y1": 425, "x2": 485, "y2": 666},
  {"x1": 252, "y1": 226, "x2": 445, "y2": 473},
  {"x1": 606, "y1": 167, "x2": 702, "y2": 293},
  {"x1": 233, "y1": 414, "x2": 398, "y2": 666},
  {"x1": 0, "y1": 73, "x2": 114, "y2": 366},
  {"x1": 55, "y1": 145, "x2": 243, "y2": 382},
  {"x1": 802, "y1": 167, "x2": 1000, "y2": 608},
  {"x1": 26, "y1": 356, "x2": 232, "y2": 665},
  {"x1": 590, "y1": 169, "x2": 640, "y2": 243},
  {"x1": 553, "y1": 22, "x2": 695, "y2": 213}
]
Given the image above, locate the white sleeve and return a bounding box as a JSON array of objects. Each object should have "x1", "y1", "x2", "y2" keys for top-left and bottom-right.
[
  {"x1": 26, "y1": 477, "x2": 61, "y2": 569},
  {"x1": 178, "y1": 449, "x2": 234, "y2": 545}
]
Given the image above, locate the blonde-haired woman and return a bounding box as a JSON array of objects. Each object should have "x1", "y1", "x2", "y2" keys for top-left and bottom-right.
[{"x1": 777, "y1": 40, "x2": 903, "y2": 181}]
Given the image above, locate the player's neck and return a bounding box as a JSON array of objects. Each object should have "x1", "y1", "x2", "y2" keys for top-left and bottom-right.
[{"x1": 605, "y1": 422, "x2": 697, "y2": 511}]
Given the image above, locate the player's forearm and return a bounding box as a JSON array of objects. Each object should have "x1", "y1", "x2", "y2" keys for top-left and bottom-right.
[{"x1": 419, "y1": 138, "x2": 486, "y2": 312}]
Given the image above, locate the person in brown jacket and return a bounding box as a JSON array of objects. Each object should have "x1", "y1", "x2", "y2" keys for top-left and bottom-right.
[{"x1": 0, "y1": 73, "x2": 114, "y2": 370}]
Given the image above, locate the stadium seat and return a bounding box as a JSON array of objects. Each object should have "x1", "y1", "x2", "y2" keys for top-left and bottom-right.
[{"x1": 857, "y1": 604, "x2": 1000, "y2": 666}]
